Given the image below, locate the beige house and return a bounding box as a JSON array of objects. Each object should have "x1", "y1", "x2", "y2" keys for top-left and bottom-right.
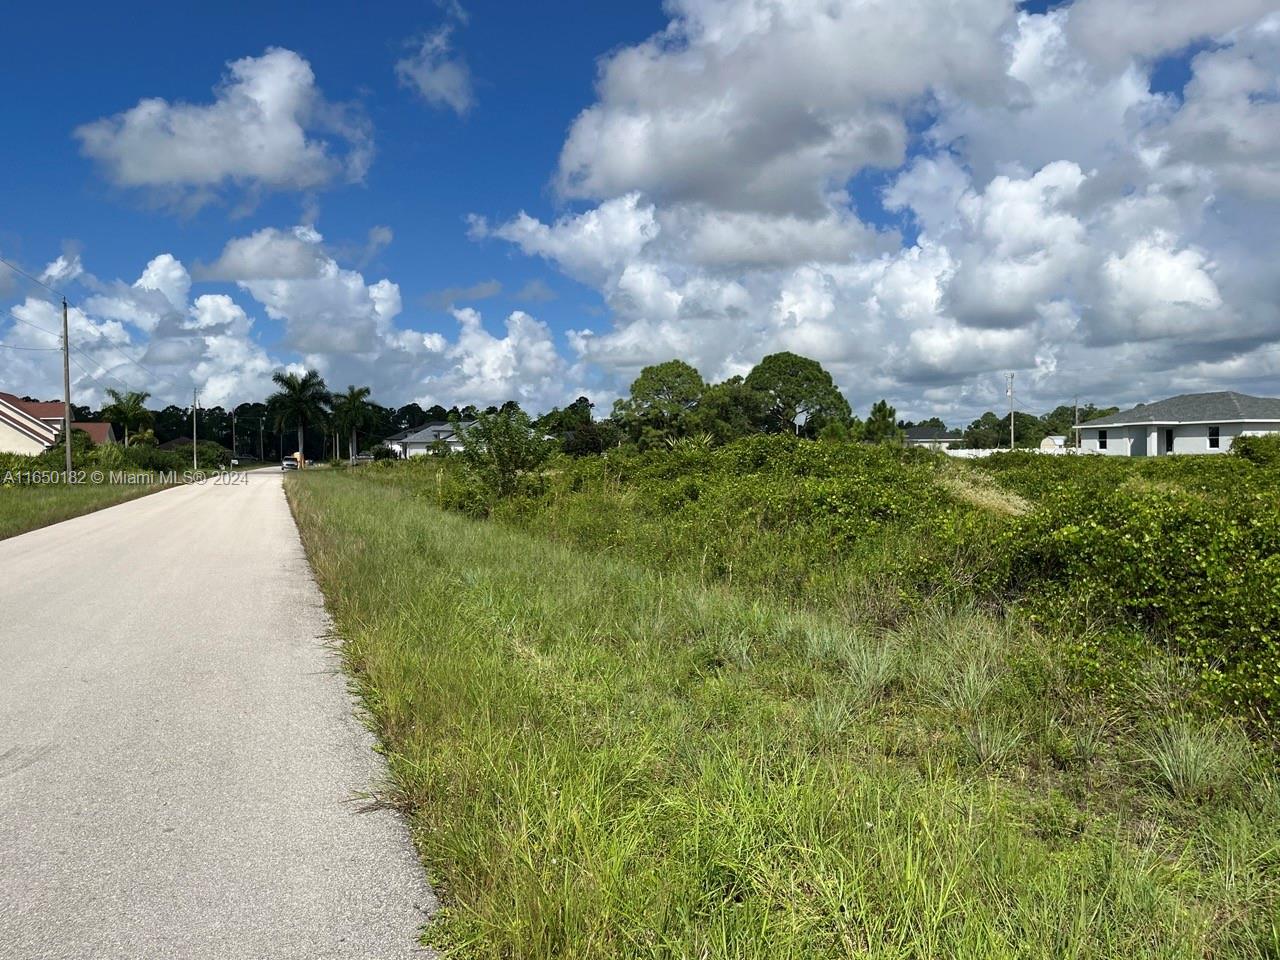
[{"x1": 0, "y1": 391, "x2": 117, "y2": 455}]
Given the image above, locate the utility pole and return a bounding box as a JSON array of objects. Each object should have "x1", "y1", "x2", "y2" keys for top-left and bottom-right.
[
  {"x1": 1006, "y1": 372, "x2": 1015, "y2": 449},
  {"x1": 258, "y1": 417, "x2": 264, "y2": 462},
  {"x1": 1073, "y1": 395, "x2": 1079, "y2": 450},
  {"x1": 231, "y1": 409, "x2": 237, "y2": 457},
  {"x1": 61, "y1": 298, "x2": 73, "y2": 476},
  {"x1": 192, "y1": 387, "x2": 199, "y2": 472}
]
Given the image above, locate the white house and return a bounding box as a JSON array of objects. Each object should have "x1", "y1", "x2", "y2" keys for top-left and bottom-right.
[
  {"x1": 1077, "y1": 391, "x2": 1280, "y2": 457},
  {"x1": 380, "y1": 427, "x2": 419, "y2": 459},
  {"x1": 401, "y1": 420, "x2": 476, "y2": 457},
  {"x1": 902, "y1": 426, "x2": 963, "y2": 450}
]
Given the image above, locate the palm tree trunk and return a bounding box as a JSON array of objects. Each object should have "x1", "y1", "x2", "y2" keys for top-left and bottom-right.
[
  {"x1": 124, "y1": 425, "x2": 129, "y2": 447},
  {"x1": 350, "y1": 428, "x2": 357, "y2": 464},
  {"x1": 297, "y1": 424, "x2": 305, "y2": 466}
]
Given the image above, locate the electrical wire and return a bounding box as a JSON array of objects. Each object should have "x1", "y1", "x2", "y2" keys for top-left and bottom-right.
[
  {"x1": 5, "y1": 306, "x2": 60, "y2": 339},
  {"x1": 0, "y1": 254, "x2": 65, "y2": 300},
  {"x1": 0, "y1": 342, "x2": 60, "y2": 351}
]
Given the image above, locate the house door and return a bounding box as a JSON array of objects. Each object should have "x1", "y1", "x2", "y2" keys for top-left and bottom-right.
[{"x1": 1164, "y1": 428, "x2": 1174, "y2": 455}]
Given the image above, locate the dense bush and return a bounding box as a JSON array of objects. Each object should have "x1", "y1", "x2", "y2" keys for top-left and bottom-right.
[
  {"x1": 372, "y1": 436, "x2": 1280, "y2": 725},
  {"x1": 1005, "y1": 469, "x2": 1280, "y2": 722},
  {"x1": 1232, "y1": 433, "x2": 1280, "y2": 467}
]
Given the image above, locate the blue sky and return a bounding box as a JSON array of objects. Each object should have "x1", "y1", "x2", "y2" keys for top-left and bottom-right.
[
  {"x1": 2, "y1": 0, "x2": 1278, "y2": 421},
  {"x1": 1, "y1": 1, "x2": 664, "y2": 345}
]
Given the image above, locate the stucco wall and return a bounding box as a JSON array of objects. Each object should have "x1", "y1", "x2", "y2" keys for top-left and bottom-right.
[
  {"x1": 0, "y1": 419, "x2": 48, "y2": 455},
  {"x1": 1080, "y1": 422, "x2": 1278, "y2": 456}
]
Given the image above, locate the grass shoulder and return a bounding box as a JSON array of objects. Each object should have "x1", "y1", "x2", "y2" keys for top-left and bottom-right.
[{"x1": 287, "y1": 467, "x2": 1279, "y2": 959}]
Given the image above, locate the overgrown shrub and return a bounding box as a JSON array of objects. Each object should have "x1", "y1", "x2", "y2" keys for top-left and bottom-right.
[
  {"x1": 1232, "y1": 433, "x2": 1280, "y2": 468},
  {"x1": 1006, "y1": 474, "x2": 1280, "y2": 722}
]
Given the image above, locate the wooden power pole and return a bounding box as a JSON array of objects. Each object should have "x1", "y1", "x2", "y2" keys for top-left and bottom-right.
[
  {"x1": 192, "y1": 388, "x2": 199, "y2": 472},
  {"x1": 1006, "y1": 372, "x2": 1015, "y2": 449},
  {"x1": 61, "y1": 298, "x2": 72, "y2": 475}
]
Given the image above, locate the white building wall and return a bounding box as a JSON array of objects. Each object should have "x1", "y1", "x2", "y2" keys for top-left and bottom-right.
[{"x1": 1080, "y1": 421, "x2": 1279, "y2": 456}]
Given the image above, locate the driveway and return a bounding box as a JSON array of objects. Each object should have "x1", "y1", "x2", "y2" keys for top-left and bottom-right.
[{"x1": 0, "y1": 470, "x2": 432, "y2": 959}]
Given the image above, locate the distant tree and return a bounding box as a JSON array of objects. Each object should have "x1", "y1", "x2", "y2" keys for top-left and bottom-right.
[
  {"x1": 200, "y1": 405, "x2": 233, "y2": 449},
  {"x1": 1010, "y1": 410, "x2": 1048, "y2": 448},
  {"x1": 394, "y1": 403, "x2": 429, "y2": 431},
  {"x1": 899, "y1": 416, "x2": 946, "y2": 430},
  {"x1": 687, "y1": 376, "x2": 767, "y2": 444},
  {"x1": 331, "y1": 384, "x2": 375, "y2": 462},
  {"x1": 99, "y1": 388, "x2": 153, "y2": 447},
  {"x1": 153, "y1": 404, "x2": 189, "y2": 443},
  {"x1": 744, "y1": 352, "x2": 851, "y2": 436},
  {"x1": 563, "y1": 419, "x2": 622, "y2": 457},
  {"x1": 457, "y1": 408, "x2": 556, "y2": 498},
  {"x1": 267, "y1": 369, "x2": 330, "y2": 463},
  {"x1": 963, "y1": 411, "x2": 1005, "y2": 449},
  {"x1": 499, "y1": 400, "x2": 525, "y2": 417},
  {"x1": 613, "y1": 360, "x2": 706, "y2": 447},
  {"x1": 460, "y1": 404, "x2": 480, "y2": 420},
  {"x1": 863, "y1": 400, "x2": 902, "y2": 443},
  {"x1": 538, "y1": 396, "x2": 599, "y2": 453}
]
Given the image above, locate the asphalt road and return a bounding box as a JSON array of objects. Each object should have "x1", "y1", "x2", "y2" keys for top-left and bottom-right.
[{"x1": 0, "y1": 470, "x2": 433, "y2": 959}]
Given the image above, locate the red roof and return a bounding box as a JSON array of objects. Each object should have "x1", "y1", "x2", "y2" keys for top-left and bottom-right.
[
  {"x1": 0, "y1": 392, "x2": 65, "y2": 422},
  {"x1": 73, "y1": 422, "x2": 116, "y2": 445},
  {"x1": 0, "y1": 403, "x2": 54, "y2": 445}
]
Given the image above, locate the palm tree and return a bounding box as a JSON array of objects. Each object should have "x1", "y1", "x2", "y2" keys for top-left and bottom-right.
[
  {"x1": 331, "y1": 385, "x2": 374, "y2": 463},
  {"x1": 266, "y1": 370, "x2": 330, "y2": 464},
  {"x1": 100, "y1": 388, "x2": 153, "y2": 447}
]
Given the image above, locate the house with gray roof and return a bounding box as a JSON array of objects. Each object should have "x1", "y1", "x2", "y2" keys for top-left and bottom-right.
[
  {"x1": 1078, "y1": 391, "x2": 1280, "y2": 457},
  {"x1": 400, "y1": 420, "x2": 476, "y2": 457},
  {"x1": 902, "y1": 426, "x2": 963, "y2": 450}
]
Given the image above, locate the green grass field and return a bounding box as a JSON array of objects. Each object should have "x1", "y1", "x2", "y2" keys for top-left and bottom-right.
[
  {"x1": 0, "y1": 477, "x2": 169, "y2": 541},
  {"x1": 289, "y1": 466, "x2": 1279, "y2": 959}
]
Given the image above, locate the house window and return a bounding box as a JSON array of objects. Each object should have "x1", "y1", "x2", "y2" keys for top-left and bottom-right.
[
  {"x1": 1097, "y1": 429, "x2": 1107, "y2": 450},
  {"x1": 1208, "y1": 426, "x2": 1220, "y2": 449}
]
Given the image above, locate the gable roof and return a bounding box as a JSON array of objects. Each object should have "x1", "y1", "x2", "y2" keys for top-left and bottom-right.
[
  {"x1": 903, "y1": 426, "x2": 962, "y2": 442},
  {"x1": 403, "y1": 420, "x2": 476, "y2": 444},
  {"x1": 73, "y1": 422, "x2": 116, "y2": 445},
  {"x1": 0, "y1": 392, "x2": 57, "y2": 445},
  {"x1": 1081, "y1": 392, "x2": 1280, "y2": 427},
  {"x1": 0, "y1": 392, "x2": 65, "y2": 422}
]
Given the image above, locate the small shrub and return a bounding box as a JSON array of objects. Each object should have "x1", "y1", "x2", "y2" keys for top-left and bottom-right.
[{"x1": 1142, "y1": 720, "x2": 1248, "y2": 803}]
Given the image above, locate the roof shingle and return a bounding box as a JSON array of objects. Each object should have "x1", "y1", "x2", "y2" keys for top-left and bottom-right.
[{"x1": 1081, "y1": 392, "x2": 1280, "y2": 427}]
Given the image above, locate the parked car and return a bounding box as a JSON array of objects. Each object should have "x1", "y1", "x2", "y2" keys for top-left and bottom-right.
[
  {"x1": 355, "y1": 452, "x2": 375, "y2": 462},
  {"x1": 281, "y1": 458, "x2": 299, "y2": 471}
]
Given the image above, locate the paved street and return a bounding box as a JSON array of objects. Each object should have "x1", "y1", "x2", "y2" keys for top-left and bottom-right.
[{"x1": 0, "y1": 471, "x2": 432, "y2": 959}]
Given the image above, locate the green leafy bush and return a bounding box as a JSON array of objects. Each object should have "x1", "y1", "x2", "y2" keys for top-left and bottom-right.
[
  {"x1": 1232, "y1": 433, "x2": 1280, "y2": 467},
  {"x1": 1005, "y1": 473, "x2": 1280, "y2": 721}
]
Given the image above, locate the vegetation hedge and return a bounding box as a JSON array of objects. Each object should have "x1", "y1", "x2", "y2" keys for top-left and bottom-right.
[{"x1": 379, "y1": 439, "x2": 1280, "y2": 726}]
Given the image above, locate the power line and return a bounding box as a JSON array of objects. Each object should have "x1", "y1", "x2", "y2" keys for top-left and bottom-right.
[
  {"x1": 5, "y1": 306, "x2": 60, "y2": 338},
  {"x1": 68, "y1": 352, "x2": 128, "y2": 394},
  {"x1": 0, "y1": 254, "x2": 66, "y2": 300},
  {"x1": 0, "y1": 342, "x2": 60, "y2": 352},
  {"x1": 76, "y1": 326, "x2": 160, "y2": 383}
]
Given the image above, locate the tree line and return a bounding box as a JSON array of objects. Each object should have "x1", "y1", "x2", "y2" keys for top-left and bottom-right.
[
  {"x1": 533, "y1": 353, "x2": 1117, "y2": 454},
  {"x1": 52, "y1": 350, "x2": 1116, "y2": 461}
]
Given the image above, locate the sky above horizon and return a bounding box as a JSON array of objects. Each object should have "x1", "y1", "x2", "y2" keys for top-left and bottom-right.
[{"x1": 2, "y1": 0, "x2": 1278, "y2": 424}]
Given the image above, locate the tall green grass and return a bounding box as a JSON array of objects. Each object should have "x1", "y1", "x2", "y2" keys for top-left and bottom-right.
[
  {"x1": 0, "y1": 478, "x2": 167, "y2": 540},
  {"x1": 289, "y1": 471, "x2": 1279, "y2": 959}
]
